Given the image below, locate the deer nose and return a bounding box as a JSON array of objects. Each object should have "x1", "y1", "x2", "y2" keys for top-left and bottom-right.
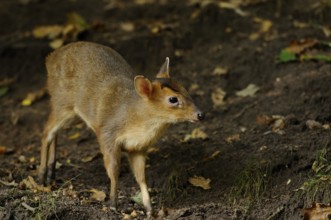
[{"x1": 197, "y1": 112, "x2": 205, "y2": 121}]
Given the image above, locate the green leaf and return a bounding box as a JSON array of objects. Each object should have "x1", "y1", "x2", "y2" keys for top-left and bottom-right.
[
  {"x1": 0, "y1": 87, "x2": 9, "y2": 97},
  {"x1": 301, "y1": 54, "x2": 331, "y2": 62},
  {"x1": 130, "y1": 191, "x2": 143, "y2": 206},
  {"x1": 278, "y1": 49, "x2": 297, "y2": 62}
]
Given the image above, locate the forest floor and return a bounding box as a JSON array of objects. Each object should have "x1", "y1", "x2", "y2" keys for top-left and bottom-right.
[{"x1": 1, "y1": 0, "x2": 331, "y2": 219}]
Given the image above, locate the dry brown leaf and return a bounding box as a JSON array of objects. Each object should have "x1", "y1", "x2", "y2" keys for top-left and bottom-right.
[
  {"x1": 20, "y1": 176, "x2": 51, "y2": 192},
  {"x1": 189, "y1": 83, "x2": 204, "y2": 96},
  {"x1": 212, "y1": 66, "x2": 228, "y2": 76},
  {"x1": 249, "y1": 17, "x2": 273, "y2": 40},
  {"x1": 0, "y1": 180, "x2": 18, "y2": 187},
  {"x1": 184, "y1": 128, "x2": 208, "y2": 142},
  {"x1": 304, "y1": 203, "x2": 331, "y2": 220},
  {"x1": 120, "y1": 22, "x2": 135, "y2": 32},
  {"x1": 306, "y1": 120, "x2": 322, "y2": 130},
  {"x1": 21, "y1": 87, "x2": 47, "y2": 106},
  {"x1": 211, "y1": 87, "x2": 226, "y2": 107},
  {"x1": 89, "y1": 188, "x2": 106, "y2": 201},
  {"x1": 49, "y1": 38, "x2": 64, "y2": 49},
  {"x1": 203, "y1": 150, "x2": 221, "y2": 162},
  {"x1": 256, "y1": 114, "x2": 272, "y2": 126},
  {"x1": 218, "y1": 2, "x2": 248, "y2": 17},
  {"x1": 285, "y1": 39, "x2": 319, "y2": 54},
  {"x1": 272, "y1": 118, "x2": 285, "y2": 131},
  {"x1": 0, "y1": 146, "x2": 7, "y2": 154},
  {"x1": 32, "y1": 25, "x2": 63, "y2": 39},
  {"x1": 236, "y1": 84, "x2": 259, "y2": 97},
  {"x1": 293, "y1": 20, "x2": 310, "y2": 29},
  {"x1": 188, "y1": 176, "x2": 211, "y2": 190},
  {"x1": 321, "y1": 26, "x2": 331, "y2": 37},
  {"x1": 225, "y1": 134, "x2": 240, "y2": 143}
]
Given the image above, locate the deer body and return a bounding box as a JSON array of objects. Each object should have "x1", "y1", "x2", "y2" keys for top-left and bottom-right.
[{"x1": 39, "y1": 41, "x2": 203, "y2": 215}]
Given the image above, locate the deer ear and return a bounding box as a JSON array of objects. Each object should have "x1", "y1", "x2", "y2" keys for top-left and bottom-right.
[
  {"x1": 156, "y1": 57, "x2": 170, "y2": 78},
  {"x1": 134, "y1": 75, "x2": 152, "y2": 99}
]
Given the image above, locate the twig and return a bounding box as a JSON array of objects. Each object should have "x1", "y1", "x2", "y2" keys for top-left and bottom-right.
[{"x1": 21, "y1": 202, "x2": 36, "y2": 212}]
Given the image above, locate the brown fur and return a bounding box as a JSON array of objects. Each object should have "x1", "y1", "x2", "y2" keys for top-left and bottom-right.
[{"x1": 39, "y1": 41, "x2": 203, "y2": 215}]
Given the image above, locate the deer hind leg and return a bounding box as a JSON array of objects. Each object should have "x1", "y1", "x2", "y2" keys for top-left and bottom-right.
[
  {"x1": 39, "y1": 109, "x2": 75, "y2": 185},
  {"x1": 128, "y1": 152, "x2": 152, "y2": 215}
]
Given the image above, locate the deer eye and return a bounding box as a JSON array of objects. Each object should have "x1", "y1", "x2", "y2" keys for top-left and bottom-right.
[{"x1": 168, "y1": 96, "x2": 178, "y2": 104}]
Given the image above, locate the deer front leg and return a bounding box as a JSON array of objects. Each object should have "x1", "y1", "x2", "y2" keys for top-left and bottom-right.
[{"x1": 128, "y1": 152, "x2": 152, "y2": 215}]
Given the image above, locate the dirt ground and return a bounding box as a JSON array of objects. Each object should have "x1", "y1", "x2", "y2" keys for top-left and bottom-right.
[{"x1": 1, "y1": 0, "x2": 331, "y2": 219}]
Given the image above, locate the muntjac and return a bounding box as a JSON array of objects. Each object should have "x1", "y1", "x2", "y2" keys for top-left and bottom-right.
[{"x1": 39, "y1": 41, "x2": 204, "y2": 216}]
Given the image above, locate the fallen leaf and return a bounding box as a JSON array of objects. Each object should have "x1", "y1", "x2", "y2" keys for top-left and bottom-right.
[
  {"x1": 21, "y1": 87, "x2": 47, "y2": 106},
  {"x1": 123, "y1": 214, "x2": 131, "y2": 220},
  {"x1": 278, "y1": 49, "x2": 297, "y2": 62},
  {"x1": 277, "y1": 39, "x2": 331, "y2": 63},
  {"x1": 0, "y1": 146, "x2": 7, "y2": 154},
  {"x1": 218, "y1": 2, "x2": 248, "y2": 17},
  {"x1": 189, "y1": 84, "x2": 199, "y2": 93},
  {"x1": 89, "y1": 188, "x2": 106, "y2": 201},
  {"x1": 322, "y1": 124, "x2": 330, "y2": 130},
  {"x1": 211, "y1": 87, "x2": 226, "y2": 107},
  {"x1": 321, "y1": 26, "x2": 331, "y2": 37},
  {"x1": 212, "y1": 66, "x2": 228, "y2": 76},
  {"x1": 236, "y1": 84, "x2": 259, "y2": 97},
  {"x1": 49, "y1": 38, "x2": 64, "y2": 49},
  {"x1": 304, "y1": 203, "x2": 331, "y2": 220},
  {"x1": 188, "y1": 176, "x2": 211, "y2": 190},
  {"x1": 0, "y1": 180, "x2": 18, "y2": 187},
  {"x1": 256, "y1": 114, "x2": 272, "y2": 126},
  {"x1": 18, "y1": 155, "x2": 27, "y2": 163},
  {"x1": 249, "y1": 17, "x2": 273, "y2": 40},
  {"x1": 203, "y1": 150, "x2": 221, "y2": 162},
  {"x1": 184, "y1": 128, "x2": 208, "y2": 142},
  {"x1": 130, "y1": 210, "x2": 138, "y2": 217},
  {"x1": 120, "y1": 22, "x2": 135, "y2": 32},
  {"x1": 225, "y1": 134, "x2": 240, "y2": 143},
  {"x1": 21, "y1": 202, "x2": 36, "y2": 212},
  {"x1": 32, "y1": 25, "x2": 63, "y2": 39},
  {"x1": 189, "y1": 83, "x2": 204, "y2": 96},
  {"x1": 272, "y1": 118, "x2": 285, "y2": 131},
  {"x1": 293, "y1": 20, "x2": 310, "y2": 29},
  {"x1": 285, "y1": 39, "x2": 318, "y2": 54},
  {"x1": 306, "y1": 120, "x2": 322, "y2": 130},
  {"x1": 68, "y1": 132, "x2": 80, "y2": 140},
  {"x1": 55, "y1": 161, "x2": 62, "y2": 170},
  {"x1": 130, "y1": 191, "x2": 143, "y2": 205},
  {"x1": 20, "y1": 176, "x2": 51, "y2": 192},
  {"x1": 66, "y1": 12, "x2": 90, "y2": 36}
]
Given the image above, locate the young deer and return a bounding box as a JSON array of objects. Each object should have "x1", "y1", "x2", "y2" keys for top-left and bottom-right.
[{"x1": 39, "y1": 41, "x2": 204, "y2": 215}]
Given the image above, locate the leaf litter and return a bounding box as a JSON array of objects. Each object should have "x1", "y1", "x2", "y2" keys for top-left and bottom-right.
[
  {"x1": 183, "y1": 128, "x2": 208, "y2": 142},
  {"x1": 188, "y1": 176, "x2": 211, "y2": 190},
  {"x1": 236, "y1": 84, "x2": 260, "y2": 97},
  {"x1": 32, "y1": 12, "x2": 89, "y2": 49},
  {"x1": 89, "y1": 188, "x2": 106, "y2": 202},
  {"x1": 278, "y1": 39, "x2": 331, "y2": 63}
]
